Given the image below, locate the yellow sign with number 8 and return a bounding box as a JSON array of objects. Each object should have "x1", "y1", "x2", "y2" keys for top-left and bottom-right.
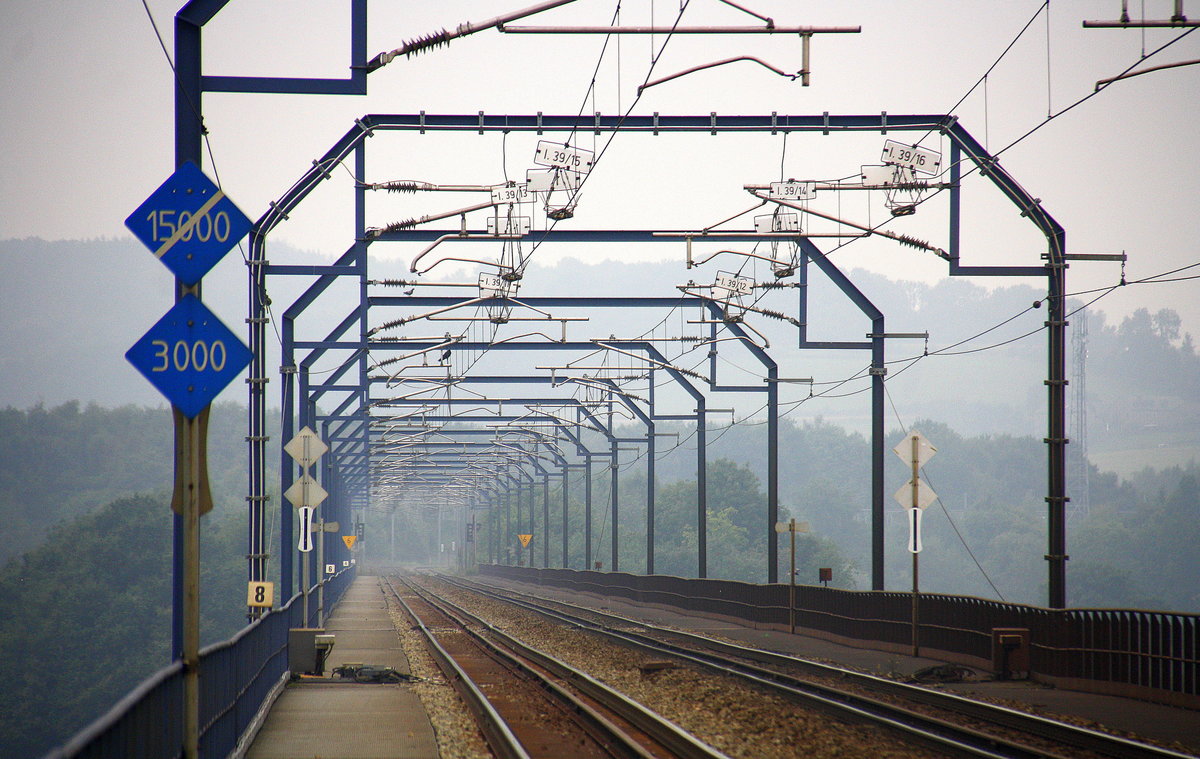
[{"x1": 247, "y1": 581, "x2": 274, "y2": 608}]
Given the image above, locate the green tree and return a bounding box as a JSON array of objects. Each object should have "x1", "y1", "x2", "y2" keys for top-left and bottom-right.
[{"x1": 0, "y1": 489, "x2": 254, "y2": 757}]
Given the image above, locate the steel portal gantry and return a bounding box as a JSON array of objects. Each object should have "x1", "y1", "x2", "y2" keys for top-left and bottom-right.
[
  {"x1": 361, "y1": 335, "x2": 704, "y2": 574},
  {"x1": 253, "y1": 111, "x2": 1072, "y2": 606}
]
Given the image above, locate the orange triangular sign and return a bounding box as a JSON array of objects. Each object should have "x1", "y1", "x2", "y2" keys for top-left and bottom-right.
[
  {"x1": 343, "y1": 535, "x2": 358, "y2": 550},
  {"x1": 517, "y1": 534, "x2": 533, "y2": 548}
]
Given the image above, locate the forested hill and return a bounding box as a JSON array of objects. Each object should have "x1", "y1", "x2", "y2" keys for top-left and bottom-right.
[
  {"x1": 0, "y1": 492, "x2": 250, "y2": 759},
  {"x1": 0, "y1": 404, "x2": 266, "y2": 758},
  {"x1": 0, "y1": 401, "x2": 263, "y2": 565},
  {"x1": 1, "y1": 407, "x2": 1197, "y2": 757}
]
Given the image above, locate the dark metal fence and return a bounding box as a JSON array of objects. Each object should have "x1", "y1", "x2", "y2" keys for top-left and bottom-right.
[
  {"x1": 43, "y1": 567, "x2": 356, "y2": 759},
  {"x1": 482, "y1": 565, "x2": 1200, "y2": 706}
]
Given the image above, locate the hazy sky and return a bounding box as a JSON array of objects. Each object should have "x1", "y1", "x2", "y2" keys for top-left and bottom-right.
[{"x1": 2, "y1": 0, "x2": 1198, "y2": 335}]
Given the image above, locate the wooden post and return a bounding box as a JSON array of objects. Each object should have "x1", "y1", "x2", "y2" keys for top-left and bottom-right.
[
  {"x1": 789, "y1": 519, "x2": 796, "y2": 635},
  {"x1": 911, "y1": 434, "x2": 920, "y2": 658}
]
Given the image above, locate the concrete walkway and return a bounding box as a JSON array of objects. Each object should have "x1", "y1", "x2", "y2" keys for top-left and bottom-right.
[{"x1": 245, "y1": 576, "x2": 439, "y2": 759}]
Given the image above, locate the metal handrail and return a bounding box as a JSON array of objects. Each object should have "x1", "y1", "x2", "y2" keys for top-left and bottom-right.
[{"x1": 43, "y1": 567, "x2": 357, "y2": 759}]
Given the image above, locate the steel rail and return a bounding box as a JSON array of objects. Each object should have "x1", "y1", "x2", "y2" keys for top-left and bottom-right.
[
  {"x1": 431, "y1": 576, "x2": 1017, "y2": 759},
  {"x1": 381, "y1": 577, "x2": 530, "y2": 759},
  {"x1": 387, "y1": 575, "x2": 730, "y2": 759},
  {"x1": 444, "y1": 574, "x2": 1195, "y2": 759}
]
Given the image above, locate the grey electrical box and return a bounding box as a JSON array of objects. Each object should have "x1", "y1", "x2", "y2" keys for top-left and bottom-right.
[{"x1": 289, "y1": 628, "x2": 335, "y2": 676}]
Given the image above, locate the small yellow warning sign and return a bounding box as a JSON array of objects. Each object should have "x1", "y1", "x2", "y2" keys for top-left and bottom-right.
[
  {"x1": 517, "y1": 534, "x2": 533, "y2": 548},
  {"x1": 343, "y1": 535, "x2": 358, "y2": 550}
]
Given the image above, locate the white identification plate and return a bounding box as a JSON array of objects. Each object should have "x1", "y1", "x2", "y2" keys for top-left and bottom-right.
[
  {"x1": 490, "y1": 183, "x2": 530, "y2": 204},
  {"x1": 754, "y1": 212, "x2": 800, "y2": 233},
  {"x1": 479, "y1": 272, "x2": 509, "y2": 297},
  {"x1": 533, "y1": 140, "x2": 594, "y2": 174},
  {"x1": 487, "y1": 216, "x2": 531, "y2": 235},
  {"x1": 526, "y1": 169, "x2": 582, "y2": 193},
  {"x1": 768, "y1": 181, "x2": 816, "y2": 201},
  {"x1": 715, "y1": 271, "x2": 753, "y2": 297},
  {"x1": 880, "y1": 140, "x2": 942, "y2": 176},
  {"x1": 860, "y1": 165, "x2": 916, "y2": 187}
]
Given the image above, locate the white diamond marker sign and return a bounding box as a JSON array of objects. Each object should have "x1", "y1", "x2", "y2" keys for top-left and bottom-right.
[
  {"x1": 285, "y1": 473, "x2": 328, "y2": 509},
  {"x1": 893, "y1": 479, "x2": 937, "y2": 511},
  {"x1": 892, "y1": 430, "x2": 936, "y2": 467},
  {"x1": 285, "y1": 426, "x2": 328, "y2": 467}
]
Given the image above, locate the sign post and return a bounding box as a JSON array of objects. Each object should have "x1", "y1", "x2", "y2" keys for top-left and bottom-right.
[
  {"x1": 284, "y1": 427, "x2": 329, "y2": 624},
  {"x1": 892, "y1": 430, "x2": 937, "y2": 657},
  {"x1": 124, "y1": 160, "x2": 252, "y2": 759},
  {"x1": 470, "y1": 514, "x2": 478, "y2": 569},
  {"x1": 775, "y1": 519, "x2": 811, "y2": 634}
]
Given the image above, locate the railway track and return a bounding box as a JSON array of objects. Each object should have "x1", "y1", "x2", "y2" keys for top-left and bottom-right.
[
  {"x1": 382, "y1": 574, "x2": 732, "y2": 759},
  {"x1": 433, "y1": 572, "x2": 1196, "y2": 759}
]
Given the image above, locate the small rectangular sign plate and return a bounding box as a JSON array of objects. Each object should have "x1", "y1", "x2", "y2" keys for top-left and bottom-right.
[
  {"x1": 754, "y1": 213, "x2": 800, "y2": 233},
  {"x1": 491, "y1": 183, "x2": 531, "y2": 204},
  {"x1": 488, "y1": 216, "x2": 531, "y2": 235},
  {"x1": 881, "y1": 140, "x2": 941, "y2": 176},
  {"x1": 533, "y1": 141, "x2": 594, "y2": 174},
  {"x1": 715, "y1": 271, "x2": 753, "y2": 297},
  {"x1": 768, "y1": 181, "x2": 816, "y2": 201}
]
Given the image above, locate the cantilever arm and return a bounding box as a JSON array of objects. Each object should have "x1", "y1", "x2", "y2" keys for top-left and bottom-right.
[{"x1": 639, "y1": 56, "x2": 800, "y2": 94}]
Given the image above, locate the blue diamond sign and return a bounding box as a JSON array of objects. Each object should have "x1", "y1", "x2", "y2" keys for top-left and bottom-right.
[
  {"x1": 126, "y1": 294, "x2": 253, "y2": 418},
  {"x1": 125, "y1": 161, "x2": 252, "y2": 286}
]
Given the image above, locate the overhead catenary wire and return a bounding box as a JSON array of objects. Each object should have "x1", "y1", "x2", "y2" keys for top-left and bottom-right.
[
  {"x1": 504, "y1": 241, "x2": 1200, "y2": 525},
  {"x1": 516, "y1": 0, "x2": 694, "y2": 273},
  {"x1": 389, "y1": 2, "x2": 691, "y2": 407},
  {"x1": 325, "y1": 9, "x2": 1194, "y2": 510},
  {"x1": 396, "y1": 5, "x2": 696, "y2": 432},
  {"x1": 818, "y1": 25, "x2": 1196, "y2": 268},
  {"x1": 915, "y1": 2, "x2": 1050, "y2": 150}
]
